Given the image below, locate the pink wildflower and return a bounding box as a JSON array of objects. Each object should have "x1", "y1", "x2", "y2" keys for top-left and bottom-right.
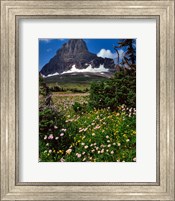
[{"x1": 48, "y1": 134, "x2": 54, "y2": 139}]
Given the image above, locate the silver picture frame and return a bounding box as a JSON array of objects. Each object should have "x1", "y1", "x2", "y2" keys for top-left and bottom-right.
[{"x1": 0, "y1": 0, "x2": 174, "y2": 200}]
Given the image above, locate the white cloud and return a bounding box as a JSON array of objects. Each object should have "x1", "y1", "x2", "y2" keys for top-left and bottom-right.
[
  {"x1": 97, "y1": 48, "x2": 125, "y2": 64},
  {"x1": 97, "y1": 49, "x2": 116, "y2": 59},
  {"x1": 39, "y1": 38, "x2": 51, "y2": 43},
  {"x1": 58, "y1": 39, "x2": 66, "y2": 41}
]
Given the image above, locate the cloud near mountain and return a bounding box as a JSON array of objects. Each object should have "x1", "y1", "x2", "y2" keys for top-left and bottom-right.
[
  {"x1": 97, "y1": 49, "x2": 117, "y2": 59},
  {"x1": 97, "y1": 48, "x2": 125, "y2": 64}
]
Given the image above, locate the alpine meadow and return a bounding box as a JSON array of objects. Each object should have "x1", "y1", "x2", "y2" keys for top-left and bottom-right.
[{"x1": 39, "y1": 39, "x2": 136, "y2": 162}]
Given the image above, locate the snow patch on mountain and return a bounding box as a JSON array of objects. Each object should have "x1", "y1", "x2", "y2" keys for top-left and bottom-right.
[
  {"x1": 42, "y1": 64, "x2": 109, "y2": 77},
  {"x1": 62, "y1": 64, "x2": 109, "y2": 74}
]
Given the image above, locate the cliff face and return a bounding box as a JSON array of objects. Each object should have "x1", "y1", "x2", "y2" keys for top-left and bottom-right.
[{"x1": 40, "y1": 39, "x2": 115, "y2": 76}]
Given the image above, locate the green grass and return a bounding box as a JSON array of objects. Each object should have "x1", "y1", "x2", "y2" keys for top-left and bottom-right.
[{"x1": 48, "y1": 82, "x2": 90, "y2": 92}]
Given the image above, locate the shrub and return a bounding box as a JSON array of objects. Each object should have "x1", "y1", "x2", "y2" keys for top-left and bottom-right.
[
  {"x1": 72, "y1": 101, "x2": 91, "y2": 114},
  {"x1": 39, "y1": 106, "x2": 75, "y2": 162},
  {"x1": 89, "y1": 68, "x2": 136, "y2": 111}
]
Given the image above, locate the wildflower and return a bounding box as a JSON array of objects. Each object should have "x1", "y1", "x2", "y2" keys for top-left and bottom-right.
[
  {"x1": 94, "y1": 125, "x2": 100, "y2": 130},
  {"x1": 48, "y1": 134, "x2": 54, "y2": 139},
  {"x1": 66, "y1": 149, "x2": 72, "y2": 155},
  {"x1": 111, "y1": 151, "x2": 114, "y2": 154},
  {"x1": 133, "y1": 157, "x2": 136, "y2": 162},
  {"x1": 84, "y1": 128, "x2": 88, "y2": 131},
  {"x1": 106, "y1": 149, "x2": 109, "y2": 152},
  {"x1": 113, "y1": 143, "x2": 116, "y2": 145},
  {"x1": 60, "y1": 133, "x2": 64, "y2": 137},
  {"x1": 101, "y1": 149, "x2": 104, "y2": 153},
  {"x1": 108, "y1": 144, "x2": 111, "y2": 147},
  {"x1": 58, "y1": 150, "x2": 63, "y2": 154},
  {"x1": 95, "y1": 147, "x2": 99, "y2": 150},
  {"x1": 76, "y1": 153, "x2": 81, "y2": 158},
  {"x1": 117, "y1": 159, "x2": 120, "y2": 162},
  {"x1": 55, "y1": 137, "x2": 59, "y2": 140},
  {"x1": 83, "y1": 158, "x2": 86, "y2": 161},
  {"x1": 60, "y1": 157, "x2": 65, "y2": 162},
  {"x1": 54, "y1": 125, "x2": 58, "y2": 129},
  {"x1": 92, "y1": 133, "x2": 95, "y2": 136},
  {"x1": 61, "y1": 128, "x2": 67, "y2": 132},
  {"x1": 91, "y1": 149, "x2": 95, "y2": 153},
  {"x1": 126, "y1": 139, "x2": 130, "y2": 142},
  {"x1": 106, "y1": 135, "x2": 109, "y2": 139},
  {"x1": 98, "y1": 151, "x2": 101, "y2": 154},
  {"x1": 118, "y1": 143, "x2": 121, "y2": 146},
  {"x1": 84, "y1": 145, "x2": 88, "y2": 149},
  {"x1": 46, "y1": 143, "x2": 49, "y2": 146},
  {"x1": 107, "y1": 140, "x2": 110, "y2": 143},
  {"x1": 102, "y1": 130, "x2": 105, "y2": 133},
  {"x1": 94, "y1": 143, "x2": 97, "y2": 146},
  {"x1": 44, "y1": 135, "x2": 47, "y2": 140},
  {"x1": 82, "y1": 152, "x2": 85, "y2": 155},
  {"x1": 81, "y1": 142, "x2": 85, "y2": 146},
  {"x1": 49, "y1": 150, "x2": 52, "y2": 153}
]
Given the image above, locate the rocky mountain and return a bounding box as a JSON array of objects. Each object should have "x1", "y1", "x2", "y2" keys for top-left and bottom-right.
[{"x1": 40, "y1": 39, "x2": 116, "y2": 76}]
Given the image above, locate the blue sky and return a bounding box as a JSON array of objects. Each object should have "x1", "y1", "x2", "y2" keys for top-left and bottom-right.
[{"x1": 39, "y1": 39, "x2": 129, "y2": 70}]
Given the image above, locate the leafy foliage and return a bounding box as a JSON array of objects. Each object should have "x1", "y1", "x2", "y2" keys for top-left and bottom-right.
[
  {"x1": 89, "y1": 68, "x2": 136, "y2": 111},
  {"x1": 113, "y1": 39, "x2": 136, "y2": 68}
]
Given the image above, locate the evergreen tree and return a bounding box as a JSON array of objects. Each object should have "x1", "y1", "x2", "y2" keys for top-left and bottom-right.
[{"x1": 113, "y1": 39, "x2": 136, "y2": 70}]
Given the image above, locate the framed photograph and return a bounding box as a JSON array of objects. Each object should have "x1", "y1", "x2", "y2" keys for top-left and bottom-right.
[{"x1": 0, "y1": 0, "x2": 174, "y2": 200}]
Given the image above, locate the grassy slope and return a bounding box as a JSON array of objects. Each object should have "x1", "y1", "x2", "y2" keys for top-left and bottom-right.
[{"x1": 44, "y1": 73, "x2": 111, "y2": 91}]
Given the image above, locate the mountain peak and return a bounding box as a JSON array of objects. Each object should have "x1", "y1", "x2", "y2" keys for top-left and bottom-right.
[
  {"x1": 40, "y1": 39, "x2": 115, "y2": 76},
  {"x1": 57, "y1": 39, "x2": 88, "y2": 56}
]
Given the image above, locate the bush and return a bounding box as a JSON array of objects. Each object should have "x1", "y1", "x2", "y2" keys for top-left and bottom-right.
[
  {"x1": 89, "y1": 68, "x2": 136, "y2": 111},
  {"x1": 39, "y1": 106, "x2": 74, "y2": 162},
  {"x1": 72, "y1": 101, "x2": 91, "y2": 113}
]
